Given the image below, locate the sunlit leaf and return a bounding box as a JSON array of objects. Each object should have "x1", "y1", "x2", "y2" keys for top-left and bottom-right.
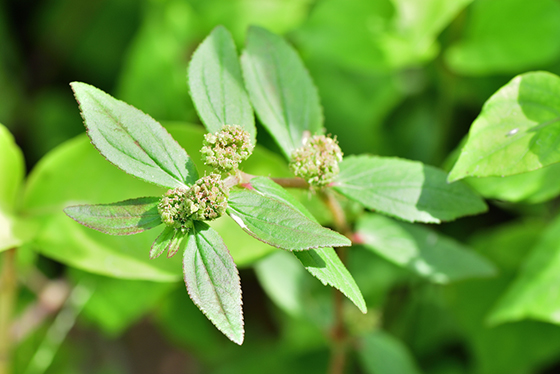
[
  {"x1": 248, "y1": 177, "x2": 366, "y2": 313},
  {"x1": 188, "y1": 25, "x2": 255, "y2": 140},
  {"x1": 71, "y1": 82, "x2": 198, "y2": 188},
  {"x1": 241, "y1": 26, "x2": 323, "y2": 158},
  {"x1": 64, "y1": 197, "x2": 162, "y2": 236},
  {"x1": 183, "y1": 221, "x2": 244, "y2": 344},
  {"x1": 446, "y1": 0, "x2": 560, "y2": 75},
  {"x1": 449, "y1": 72, "x2": 560, "y2": 181},
  {"x1": 334, "y1": 155, "x2": 487, "y2": 223}
]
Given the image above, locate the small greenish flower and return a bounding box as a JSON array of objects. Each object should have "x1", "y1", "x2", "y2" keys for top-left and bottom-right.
[
  {"x1": 201, "y1": 125, "x2": 254, "y2": 172},
  {"x1": 289, "y1": 135, "x2": 343, "y2": 187},
  {"x1": 184, "y1": 174, "x2": 229, "y2": 221},
  {"x1": 158, "y1": 174, "x2": 229, "y2": 231}
]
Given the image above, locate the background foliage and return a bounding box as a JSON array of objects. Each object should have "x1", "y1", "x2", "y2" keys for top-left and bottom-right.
[{"x1": 3, "y1": 0, "x2": 560, "y2": 373}]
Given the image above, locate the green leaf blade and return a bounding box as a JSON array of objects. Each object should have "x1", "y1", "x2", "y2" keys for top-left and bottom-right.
[
  {"x1": 334, "y1": 155, "x2": 487, "y2": 223},
  {"x1": 64, "y1": 197, "x2": 162, "y2": 236},
  {"x1": 227, "y1": 188, "x2": 350, "y2": 251},
  {"x1": 359, "y1": 331, "x2": 422, "y2": 374},
  {"x1": 150, "y1": 226, "x2": 186, "y2": 259},
  {"x1": 0, "y1": 123, "x2": 25, "y2": 252},
  {"x1": 241, "y1": 26, "x2": 323, "y2": 158},
  {"x1": 71, "y1": 82, "x2": 198, "y2": 188},
  {"x1": 188, "y1": 26, "x2": 255, "y2": 140},
  {"x1": 449, "y1": 72, "x2": 560, "y2": 181},
  {"x1": 183, "y1": 221, "x2": 244, "y2": 344},
  {"x1": 488, "y1": 215, "x2": 560, "y2": 326},
  {"x1": 356, "y1": 213, "x2": 496, "y2": 283},
  {"x1": 248, "y1": 177, "x2": 366, "y2": 312}
]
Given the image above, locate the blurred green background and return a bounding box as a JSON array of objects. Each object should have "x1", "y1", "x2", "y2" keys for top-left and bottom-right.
[{"x1": 3, "y1": 0, "x2": 560, "y2": 373}]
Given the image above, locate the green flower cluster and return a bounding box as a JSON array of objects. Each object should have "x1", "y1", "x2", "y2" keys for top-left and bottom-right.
[
  {"x1": 158, "y1": 174, "x2": 229, "y2": 231},
  {"x1": 289, "y1": 135, "x2": 343, "y2": 187},
  {"x1": 201, "y1": 125, "x2": 254, "y2": 172}
]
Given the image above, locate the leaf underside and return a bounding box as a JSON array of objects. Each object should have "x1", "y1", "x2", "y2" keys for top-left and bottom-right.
[
  {"x1": 188, "y1": 25, "x2": 256, "y2": 141},
  {"x1": 334, "y1": 155, "x2": 487, "y2": 223},
  {"x1": 183, "y1": 221, "x2": 244, "y2": 344},
  {"x1": 64, "y1": 197, "x2": 162, "y2": 235},
  {"x1": 71, "y1": 82, "x2": 198, "y2": 188}
]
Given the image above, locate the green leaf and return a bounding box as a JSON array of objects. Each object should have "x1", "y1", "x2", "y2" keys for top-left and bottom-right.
[
  {"x1": 488, "y1": 215, "x2": 560, "y2": 326},
  {"x1": 183, "y1": 221, "x2": 244, "y2": 344},
  {"x1": 445, "y1": 0, "x2": 560, "y2": 75},
  {"x1": 71, "y1": 82, "x2": 198, "y2": 188},
  {"x1": 241, "y1": 26, "x2": 323, "y2": 158},
  {"x1": 227, "y1": 188, "x2": 350, "y2": 251},
  {"x1": 356, "y1": 213, "x2": 496, "y2": 283},
  {"x1": 248, "y1": 177, "x2": 366, "y2": 313},
  {"x1": 465, "y1": 162, "x2": 560, "y2": 204},
  {"x1": 21, "y1": 133, "x2": 179, "y2": 281},
  {"x1": 358, "y1": 331, "x2": 422, "y2": 374},
  {"x1": 188, "y1": 25, "x2": 255, "y2": 141},
  {"x1": 334, "y1": 155, "x2": 487, "y2": 223},
  {"x1": 296, "y1": 0, "x2": 472, "y2": 71},
  {"x1": 70, "y1": 269, "x2": 176, "y2": 336},
  {"x1": 64, "y1": 197, "x2": 162, "y2": 236},
  {"x1": 150, "y1": 226, "x2": 186, "y2": 259},
  {"x1": 448, "y1": 72, "x2": 560, "y2": 181},
  {"x1": 0, "y1": 124, "x2": 25, "y2": 252}
]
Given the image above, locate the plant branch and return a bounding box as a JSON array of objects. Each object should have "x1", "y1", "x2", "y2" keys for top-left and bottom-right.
[
  {"x1": 321, "y1": 190, "x2": 354, "y2": 374},
  {"x1": 224, "y1": 172, "x2": 310, "y2": 189},
  {"x1": 0, "y1": 248, "x2": 17, "y2": 374}
]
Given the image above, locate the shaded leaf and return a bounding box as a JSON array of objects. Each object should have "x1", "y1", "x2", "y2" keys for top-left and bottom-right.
[
  {"x1": 64, "y1": 197, "x2": 162, "y2": 236},
  {"x1": 71, "y1": 82, "x2": 198, "y2": 188},
  {"x1": 356, "y1": 213, "x2": 496, "y2": 284},
  {"x1": 188, "y1": 25, "x2": 255, "y2": 140},
  {"x1": 489, "y1": 215, "x2": 560, "y2": 325},
  {"x1": 334, "y1": 155, "x2": 487, "y2": 223},
  {"x1": 445, "y1": 0, "x2": 560, "y2": 75},
  {"x1": 248, "y1": 177, "x2": 366, "y2": 313},
  {"x1": 448, "y1": 72, "x2": 560, "y2": 181},
  {"x1": 183, "y1": 221, "x2": 244, "y2": 344},
  {"x1": 358, "y1": 331, "x2": 423, "y2": 374},
  {"x1": 241, "y1": 26, "x2": 323, "y2": 158},
  {"x1": 227, "y1": 188, "x2": 350, "y2": 251},
  {"x1": 150, "y1": 226, "x2": 186, "y2": 259}
]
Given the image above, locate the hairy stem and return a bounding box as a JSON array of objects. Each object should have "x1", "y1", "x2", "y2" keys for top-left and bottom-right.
[
  {"x1": 321, "y1": 190, "x2": 352, "y2": 374},
  {"x1": 0, "y1": 248, "x2": 17, "y2": 374}
]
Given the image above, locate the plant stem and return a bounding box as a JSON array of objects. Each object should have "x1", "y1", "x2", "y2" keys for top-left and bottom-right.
[
  {"x1": 270, "y1": 177, "x2": 309, "y2": 189},
  {"x1": 321, "y1": 190, "x2": 353, "y2": 374},
  {"x1": 0, "y1": 248, "x2": 17, "y2": 374}
]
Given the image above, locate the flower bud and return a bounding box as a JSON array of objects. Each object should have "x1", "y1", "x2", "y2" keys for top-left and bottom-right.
[
  {"x1": 201, "y1": 125, "x2": 254, "y2": 172},
  {"x1": 289, "y1": 135, "x2": 343, "y2": 187},
  {"x1": 158, "y1": 174, "x2": 229, "y2": 231}
]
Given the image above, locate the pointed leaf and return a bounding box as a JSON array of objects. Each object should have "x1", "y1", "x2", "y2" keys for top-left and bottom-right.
[
  {"x1": 183, "y1": 221, "x2": 244, "y2": 344},
  {"x1": 188, "y1": 25, "x2": 255, "y2": 140},
  {"x1": 227, "y1": 189, "x2": 350, "y2": 251},
  {"x1": 356, "y1": 213, "x2": 496, "y2": 284},
  {"x1": 64, "y1": 197, "x2": 162, "y2": 236},
  {"x1": 150, "y1": 227, "x2": 186, "y2": 259},
  {"x1": 248, "y1": 177, "x2": 366, "y2": 313},
  {"x1": 333, "y1": 155, "x2": 487, "y2": 223},
  {"x1": 449, "y1": 72, "x2": 560, "y2": 181},
  {"x1": 71, "y1": 82, "x2": 198, "y2": 188},
  {"x1": 241, "y1": 26, "x2": 323, "y2": 158}
]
